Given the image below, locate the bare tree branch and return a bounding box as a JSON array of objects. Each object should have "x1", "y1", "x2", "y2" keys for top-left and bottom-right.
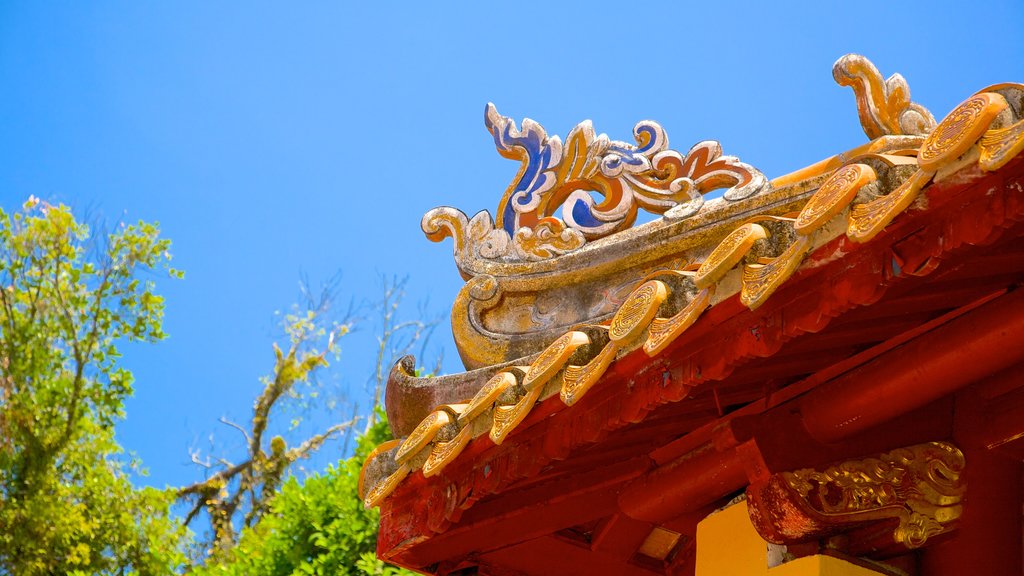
[{"x1": 218, "y1": 417, "x2": 252, "y2": 445}]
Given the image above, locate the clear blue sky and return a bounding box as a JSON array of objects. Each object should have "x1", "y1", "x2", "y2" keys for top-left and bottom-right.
[{"x1": 1, "y1": 3, "x2": 1022, "y2": 490}]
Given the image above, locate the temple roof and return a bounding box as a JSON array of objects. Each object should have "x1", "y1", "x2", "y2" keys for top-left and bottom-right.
[{"x1": 359, "y1": 53, "x2": 1024, "y2": 532}]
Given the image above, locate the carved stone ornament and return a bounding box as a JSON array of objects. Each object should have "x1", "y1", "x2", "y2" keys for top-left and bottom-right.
[
  {"x1": 972, "y1": 83, "x2": 1024, "y2": 169},
  {"x1": 394, "y1": 410, "x2": 451, "y2": 465},
  {"x1": 458, "y1": 371, "x2": 518, "y2": 424},
  {"x1": 423, "y1": 105, "x2": 771, "y2": 265},
  {"x1": 979, "y1": 118, "x2": 1024, "y2": 171},
  {"x1": 417, "y1": 55, "x2": 944, "y2": 371},
  {"x1": 847, "y1": 169, "x2": 932, "y2": 243},
  {"x1": 833, "y1": 54, "x2": 937, "y2": 139},
  {"x1": 523, "y1": 331, "x2": 590, "y2": 390},
  {"x1": 746, "y1": 442, "x2": 966, "y2": 549},
  {"x1": 491, "y1": 384, "x2": 543, "y2": 445},
  {"x1": 740, "y1": 234, "x2": 813, "y2": 310}
]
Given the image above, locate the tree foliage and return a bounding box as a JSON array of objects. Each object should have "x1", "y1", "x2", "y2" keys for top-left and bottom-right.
[
  {"x1": 0, "y1": 199, "x2": 426, "y2": 574},
  {"x1": 181, "y1": 279, "x2": 428, "y2": 574},
  {"x1": 0, "y1": 199, "x2": 186, "y2": 575},
  {"x1": 178, "y1": 298, "x2": 359, "y2": 559}
]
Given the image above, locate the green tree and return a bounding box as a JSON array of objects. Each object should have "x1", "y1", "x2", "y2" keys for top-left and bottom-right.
[
  {"x1": 0, "y1": 198, "x2": 427, "y2": 574},
  {"x1": 177, "y1": 295, "x2": 359, "y2": 561},
  {"x1": 0, "y1": 199, "x2": 186, "y2": 575},
  {"x1": 181, "y1": 278, "x2": 431, "y2": 575}
]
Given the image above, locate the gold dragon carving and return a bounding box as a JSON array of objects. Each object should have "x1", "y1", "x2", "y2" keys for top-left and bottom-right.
[{"x1": 783, "y1": 442, "x2": 966, "y2": 548}]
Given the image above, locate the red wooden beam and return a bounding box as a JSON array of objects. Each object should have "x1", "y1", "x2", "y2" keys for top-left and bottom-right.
[
  {"x1": 394, "y1": 456, "x2": 650, "y2": 569},
  {"x1": 590, "y1": 513, "x2": 656, "y2": 563},
  {"x1": 479, "y1": 534, "x2": 660, "y2": 576},
  {"x1": 922, "y1": 389, "x2": 1024, "y2": 575},
  {"x1": 618, "y1": 289, "x2": 1024, "y2": 523},
  {"x1": 799, "y1": 287, "x2": 1024, "y2": 443},
  {"x1": 617, "y1": 441, "x2": 747, "y2": 523}
]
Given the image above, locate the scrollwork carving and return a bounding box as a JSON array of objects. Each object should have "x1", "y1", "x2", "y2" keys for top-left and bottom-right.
[
  {"x1": 749, "y1": 441, "x2": 966, "y2": 549},
  {"x1": 512, "y1": 218, "x2": 586, "y2": 261},
  {"x1": 487, "y1": 104, "x2": 771, "y2": 244},
  {"x1": 787, "y1": 442, "x2": 965, "y2": 547},
  {"x1": 424, "y1": 105, "x2": 771, "y2": 265},
  {"x1": 833, "y1": 54, "x2": 937, "y2": 139},
  {"x1": 422, "y1": 208, "x2": 512, "y2": 265}
]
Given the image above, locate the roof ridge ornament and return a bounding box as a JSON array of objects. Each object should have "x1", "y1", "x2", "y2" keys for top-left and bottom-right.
[
  {"x1": 834, "y1": 54, "x2": 938, "y2": 139},
  {"x1": 423, "y1": 105, "x2": 771, "y2": 263}
]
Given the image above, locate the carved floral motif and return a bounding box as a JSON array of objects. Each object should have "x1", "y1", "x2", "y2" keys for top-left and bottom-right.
[
  {"x1": 423, "y1": 106, "x2": 771, "y2": 263},
  {"x1": 486, "y1": 103, "x2": 769, "y2": 241},
  {"x1": 780, "y1": 442, "x2": 966, "y2": 548}
]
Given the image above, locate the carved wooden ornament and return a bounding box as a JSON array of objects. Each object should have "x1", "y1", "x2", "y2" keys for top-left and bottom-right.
[{"x1": 746, "y1": 442, "x2": 966, "y2": 549}]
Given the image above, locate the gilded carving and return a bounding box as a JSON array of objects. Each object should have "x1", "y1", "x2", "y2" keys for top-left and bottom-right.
[
  {"x1": 363, "y1": 463, "x2": 411, "y2": 509},
  {"x1": 644, "y1": 287, "x2": 713, "y2": 357},
  {"x1": 424, "y1": 106, "x2": 771, "y2": 266},
  {"x1": 833, "y1": 54, "x2": 937, "y2": 139},
  {"x1": 490, "y1": 385, "x2": 543, "y2": 445},
  {"x1": 522, "y1": 331, "x2": 591, "y2": 391},
  {"x1": 782, "y1": 442, "x2": 966, "y2": 548},
  {"x1": 794, "y1": 164, "x2": 876, "y2": 235},
  {"x1": 561, "y1": 343, "x2": 618, "y2": 407},
  {"x1": 459, "y1": 371, "x2": 518, "y2": 424},
  {"x1": 694, "y1": 224, "x2": 769, "y2": 289},
  {"x1": 740, "y1": 235, "x2": 813, "y2": 310},
  {"x1": 358, "y1": 439, "x2": 401, "y2": 500},
  {"x1": 918, "y1": 92, "x2": 1009, "y2": 171},
  {"x1": 423, "y1": 423, "x2": 473, "y2": 478},
  {"x1": 847, "y1": 169, "x2": 932, "y2": 243},
  {"x1": 422, "y1": 208, "x2": 512, "y2": 266},
  {"x1": 395, "y1": 410, "x2": 451, "y2": 465},
  {"x1": 608, "y1": 280, "x2": 669, "y2": 343},
  {"x1": 979, "y1": 119, "x2": 1024, "y2": 172}
]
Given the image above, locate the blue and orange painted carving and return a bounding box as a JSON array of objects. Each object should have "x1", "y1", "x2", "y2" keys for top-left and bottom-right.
[{"x1": 485, "y1": 103, "x2": 770, "y2": 241}]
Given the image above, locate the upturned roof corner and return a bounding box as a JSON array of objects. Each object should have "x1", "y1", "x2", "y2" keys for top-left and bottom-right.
[{"x1": 362, "y1": 53, "x2": 1024, "y2": 515}]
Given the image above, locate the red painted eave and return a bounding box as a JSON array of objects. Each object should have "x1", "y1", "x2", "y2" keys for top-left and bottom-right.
[{"x1": 379, "y1": 155, "x2": 1024, "y2": 575}]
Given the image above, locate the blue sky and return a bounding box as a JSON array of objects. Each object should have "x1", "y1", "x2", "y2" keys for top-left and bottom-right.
[{"x1": 1, "y1": 3, "x2": 1022, "y2": 490}]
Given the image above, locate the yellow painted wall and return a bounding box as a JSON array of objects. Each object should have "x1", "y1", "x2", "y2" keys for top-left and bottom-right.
[
  {"x1": 696, "y1": 500, "x2": 768, "y2": 574},
  {"x1": 769, "y1": 555, "x2": 890, "y2": 576},
  {"x1": 695, "y1": 500, "x2": 886, "y2": 576}
]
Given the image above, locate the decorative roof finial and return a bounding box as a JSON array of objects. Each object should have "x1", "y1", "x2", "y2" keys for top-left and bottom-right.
[
  {"x1": 833, "y1": 54, "x2": 937, "y2": 139},
  {"x1": 423, "y1": 105, "x2": 770, "y2": 264}
]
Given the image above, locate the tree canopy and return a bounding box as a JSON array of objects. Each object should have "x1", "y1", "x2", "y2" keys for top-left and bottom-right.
[
  {"x1": 0, "y1": 199, "x2": 418, "y2": 575},
  {"x1": 0, "y1": 199, "x2": 186, "y2": 574}
]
